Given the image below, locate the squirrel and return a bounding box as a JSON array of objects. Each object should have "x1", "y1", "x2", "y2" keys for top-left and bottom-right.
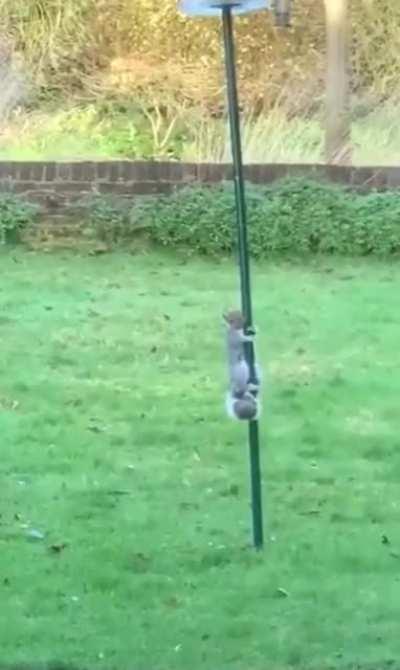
[
  {"x1": 225, "y1": 389, "x2": 260, "y2": 421},
  {"x1": 223, "y1": 309, "x2": 261, "y2": 421}
]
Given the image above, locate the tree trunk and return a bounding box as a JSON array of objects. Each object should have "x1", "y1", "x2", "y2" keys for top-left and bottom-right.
[
  {"x1": 274, "y1": 0, "x2": 291, "y2": 27},
  {"x1": 324, "y1": 0, "x2": 351, "y2": 164}
]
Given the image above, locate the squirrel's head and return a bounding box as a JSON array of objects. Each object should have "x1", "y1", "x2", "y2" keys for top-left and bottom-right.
[{"x1": 223, "y1": 309, "x2": 245, "y2": 329}]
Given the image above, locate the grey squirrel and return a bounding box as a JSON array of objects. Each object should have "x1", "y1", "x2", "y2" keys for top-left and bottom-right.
[{"x1": 223, "y1": 310, "x2": 261, "y2": 421}]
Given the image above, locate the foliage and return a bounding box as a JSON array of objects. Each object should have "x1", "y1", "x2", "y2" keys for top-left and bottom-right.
[
  {"x1": 7, "y1": 177, "x2": 400, "y2": 256},
  {"x1": 3, "y1": 0, "x2": 400, "y2": 166},
  {"x1": 3, "y1": 102, "x2": 400, "y2": 164},
  {"x1": 131, "y1": 178, "x2": 400, "y2": 258},
  {"x1": 84, "y1": 194, "x2": 131, "y2": 245},
  {"x1": 182, "y1": 110, "x2": 324, "y2": 164},
  {"x1": 131, "y1": 184, "x2": 237, "y2": 257},
  {"x1": 351, "y1": 0, "x2": 400, "y2": 101},
  {"x1": 2, "y1": 0, "x2": 400, "y2": 114},
  {"x1": 84, "y1": 193, "x2": 153, "y2": 245},
  {"x1": 0, "y1": 104, "x2": 188, "y2": 160},
  {"x1": 0, "y1": 192, "x2": 38, "y2": 244}
]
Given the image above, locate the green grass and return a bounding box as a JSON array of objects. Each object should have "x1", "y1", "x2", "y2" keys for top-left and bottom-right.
[{"x1": 1, "y1": 249, "x2": 400, "y2": 669}]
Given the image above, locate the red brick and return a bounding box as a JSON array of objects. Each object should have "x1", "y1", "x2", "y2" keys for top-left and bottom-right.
[
  {"x1": 17, "y1": 162, "x2": 45, "y2": 181},
  {"x1": 350, "y1": 167, "x2": 387, "y2": 190},
  {"x1": 12, "y1": 181, "x2": 41, "y2": 193},
  {"x1": 56, "y1": 163, "x2": 72, "y2": 181},
  {"x1": 97, "y1": 162, "x2": 112, "y2": 181},
  {"x1": 71, "y1": 162, "x2": 97, "y2": 181},
  {"x1": 98, "y1": 181, "x2": 172, "y2": 195},
  {"x1": 108, "y1": 162, "x2": 123, "y2": 182},
  {"x1": 54, "y1": 182, "x2": 92, "y2": 194},
  {"x1": 0, "y1": 162, "x2": 19, "y2": 180},
  {"x1": 386, "y1": 168, "x2": 400, "y2": 190},
  {"x1": 197, "y1": 163, "x2": 228, "y2": 182},
  {"x1": 43, "y1": 163, "x2": 57, "y2": 181}
]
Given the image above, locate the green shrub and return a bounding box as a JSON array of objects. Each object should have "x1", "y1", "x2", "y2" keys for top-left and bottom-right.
[
  {"x1": 130, "y1": 184, "x2": 237, "y2": 256},
  {"x1": 0, "y1": 193, "x2": 38, "y2": 245},
  {"x1": 129, "y1": 178, "x2": 400, "y2": 258},
  {"x1": 345, "y1": 191, "x2": 400, "y2": 256},
  {"x1": 84, "y1": 194, "x2": 131, "y2": 245},
  {"x1": 246, "y1": 179, "x2": 355, "y2": 256}
]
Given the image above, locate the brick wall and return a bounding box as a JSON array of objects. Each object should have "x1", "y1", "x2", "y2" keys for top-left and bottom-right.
[{"x1": 1, "y1": 161, "x2": 400, "y2": 216}]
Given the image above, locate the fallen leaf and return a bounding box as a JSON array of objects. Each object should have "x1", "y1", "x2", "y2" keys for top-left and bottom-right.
[
  {"x1": 220, "y1": 484, "x2": 239, "y2": 497},
  {"x1": 88, "y1": 418, "x2": 106, "y2": 433},
  {"x1": 50, "y1": 543, "x2": 67, "y2": 554},
  {"x1": 106, "y1": 489, "x2": 131, "y2": 496},
  {"x1": 0, "y1": 398, "x2": 19, "y2": 411},
  {"x1": 26, "y1": 528, "x2": 45, "y2": 541},
  {"x1": 88, "y1": 425, "x2": 103, "y2": 433},
  {"x1": 179, "y1": 501, "x2": 199, "y2": 511},
  {"x1": 130, "y1": 552, "x2": 151, "y2": 573},
  {"x1": 164, "y1": 596, "x2": 180, "y2": 608},
  {"x1": 89, "y1": 244, "x2": 109, "y2": 256}
]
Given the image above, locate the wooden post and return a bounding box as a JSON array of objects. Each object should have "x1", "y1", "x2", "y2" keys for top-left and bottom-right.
[{"x1": 324, "y1": 0, "x2": 352, "y2": 164}]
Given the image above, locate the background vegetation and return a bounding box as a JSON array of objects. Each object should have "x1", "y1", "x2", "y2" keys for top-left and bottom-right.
[
  {"x1": 8, "y1": 178, "x2": 400, "y2": 258},
  {"x1": 0, "y1": 0, "x2": 400, "y2": 162},
  {"x1": 136, "y1": 179, "x2": 400, "y2": 257}
]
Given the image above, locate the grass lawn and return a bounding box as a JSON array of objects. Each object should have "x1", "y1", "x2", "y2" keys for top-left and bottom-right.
[{"x1": 1, "y1": 249, "x2": 400, "y2": 670}]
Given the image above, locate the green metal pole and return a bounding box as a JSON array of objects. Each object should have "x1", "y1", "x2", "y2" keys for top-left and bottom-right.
[{"x1": 221, "y1": 6, "x2": 264, "y2": 550}]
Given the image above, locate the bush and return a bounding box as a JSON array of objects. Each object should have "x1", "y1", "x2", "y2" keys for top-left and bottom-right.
[
  {"x1": 127, "y1": 178, "x2": 400, "y2": 258},
  {"x1": 131, "y1": 184, "x2": 237, "y2": 256},
  {"x1": 0, "y1": 193, "x2": 38, "y2": 244},
  {"x1": 84, "y1": 194, "x2": 132, "y2": 245},
  {"x1": 84, "y1": 193, "x2": 155, "y2": 246}
]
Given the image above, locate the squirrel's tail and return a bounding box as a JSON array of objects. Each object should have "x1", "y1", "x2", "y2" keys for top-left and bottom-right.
[{"x1": 225, "y1": 391, "x2": 260, "y2": 421}]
